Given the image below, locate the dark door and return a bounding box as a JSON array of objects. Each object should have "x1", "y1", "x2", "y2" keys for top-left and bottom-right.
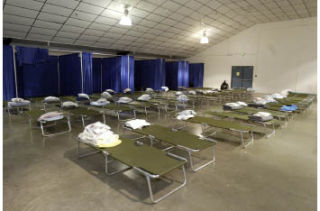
[{"x1": 231, "y1": 66, "x2": 253, "y2": 89}]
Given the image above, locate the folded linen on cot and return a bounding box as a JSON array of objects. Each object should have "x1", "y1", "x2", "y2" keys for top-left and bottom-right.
[
  {"x1": 123, "y1": 88, "x2": 131, "y2": 93},
  {"x1": 177, "y1": 94, "x2": 189, "y2": 102},
  {"x1": 138, "y1": 94, "x2": 151, "y2": 101},
  {"x1": 223, "y1": 101, "x2": 247, "y2": 110},
  {"x1": 43, "y1": 96, "x2": 60, "y2": 103},
  {"x1": 161, "y1": 86, "x2": 169, "y2": 92},
  {"x1": 249, "y1": 112, "x2": 273, "y2": 122},
  {"x1": 101, "y1": 91, "x2": 112, "y2": 99},
  {"x1": 38, "y1": 111, "x2": 64, "y2": 122},
  {"x1": 78, "y1": 122, "x2": 121, "y2": 148},
  {"x1": 176, "y1": 110, "x2": 196, "y2": 120},
  {"x1": 62, "y1": 101, "x2": 78, "y2": 108},
  {"x1": 90, "y1": 98, "x2": 110, "y2": 107},
  {"x1": 125, "y1": 119, "x2": 151, "y2": 129},
  {"x1": 281, "y1": 104, "x2": 298, "y2": 111},
  {"x1": 117, "y1": 97, "x2": 133, "y2": 104}
]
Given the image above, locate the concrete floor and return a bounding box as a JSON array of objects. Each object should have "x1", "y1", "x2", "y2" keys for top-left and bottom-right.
[{"x1": 3, "y1": 102, "x2": 317, "y2": 211}]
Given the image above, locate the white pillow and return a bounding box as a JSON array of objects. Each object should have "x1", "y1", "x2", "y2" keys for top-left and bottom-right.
[
  {"x1": 62, "y1": 101, "x2": 78, "y2": 108},
  {"x1": 78, "y1": 93, "x2": 90, "y2": 100}
]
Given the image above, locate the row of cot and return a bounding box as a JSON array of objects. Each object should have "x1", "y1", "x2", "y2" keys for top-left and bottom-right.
[{"x1": 4, "y1": 89, "x2": 313, "y2": 203}]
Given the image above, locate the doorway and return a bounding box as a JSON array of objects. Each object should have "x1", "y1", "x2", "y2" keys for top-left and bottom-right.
[{"x1": 231, "y1": 66, "x2": 253, "y2": 89}]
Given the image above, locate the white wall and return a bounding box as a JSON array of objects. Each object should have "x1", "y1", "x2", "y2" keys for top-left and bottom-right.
[{"x1": 189, "y1": 17, "x2": 317, "y2": 94}]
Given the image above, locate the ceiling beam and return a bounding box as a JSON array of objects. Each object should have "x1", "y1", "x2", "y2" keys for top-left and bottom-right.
[{"x1": 5, "y1": 37, "x2": 186, "y2": 60}]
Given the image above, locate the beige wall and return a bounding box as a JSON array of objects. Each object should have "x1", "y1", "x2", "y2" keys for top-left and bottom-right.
[{"x1": 189, "y1": 17, "x2": 317, "y2": 94}]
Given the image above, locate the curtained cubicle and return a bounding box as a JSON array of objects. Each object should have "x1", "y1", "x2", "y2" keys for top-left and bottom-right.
[
  {"x1": 189, "y1": 63, "x2": 204, "y2": 88},
  {"x1": 166, "y1": 61, "x2": 189, "y2": 90},
  {"x1": 135, "y1": 59, "x2": 166, "y2": 91}
]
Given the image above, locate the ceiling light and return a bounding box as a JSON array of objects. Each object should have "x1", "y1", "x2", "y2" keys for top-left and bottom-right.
[
  {"x1": 200, "y1": 30, "x2": 209, "y2": 44},
  {"x1": 119, "y1": 6, "x2": 132, "y2": 26}
]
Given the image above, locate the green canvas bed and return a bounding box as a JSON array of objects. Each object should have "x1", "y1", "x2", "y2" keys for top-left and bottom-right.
[
  {"x1": 235, "y1": 107, "x2": 290, "y2": 121},
  {"x1": 63, "y1": 107, "x2": 103, "y2": 127},
  {"x1": 184, "y1": 116, "x2": 273, "y2": 147},
  {"x1": 25, "y1": 109, "x2": 71, "y2": 137},
  {"x1": 207, "y1": 111, "x2": 282, "y2": 131},
  {"x1": 77, "y1": 137, "x2": 187, "y2": 203},
  {"x1": 126, "y1": 124, "x2": 216, "y2": 172},
  {"x1": 264, "y1": 103, "x2": 302, "y2": 113},
  {"x1": 125, "y1": 101, "x2": 160, "y2": 115},
  {"x1": 95, "y1": 104, "x2": 136, "y2": 121}
]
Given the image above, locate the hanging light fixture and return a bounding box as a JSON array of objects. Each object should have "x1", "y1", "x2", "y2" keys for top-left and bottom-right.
[
  {"x1": 119, "y1": 5, "x2": 132, "y2": 26},
  {"x1": 200, "y1": 22, "x2": 209, "y2": 44},
  {"x1": 200, "y1": 30, "x2": 209, "y2": 44}
]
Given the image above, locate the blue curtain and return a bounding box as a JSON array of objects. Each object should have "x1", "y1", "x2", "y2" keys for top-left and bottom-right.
[
  {"x1": 15, "y1": 46, "x2": 59, "y2": 98},
  {"x1": 3, "y1": 45, "x2": 16, "y2": 100},
  {"x1": 101, "y1": 55, "x2": 134, "y2": 92},
  {"x1": 92, "y1": 58, "x2": 102, "y2": 93},
  {"x1": 82, "y1": 52, "x2": 93, "y2": 95},
  {"x1": 59, "y1": 53, "x2": 82, "y2": 96},
  {"x1": 189, "y1": 63, "x2": 204, "y2": 87},
  {"x1": 16, "y1": 46, "x2": 48, "y2": 66},
  {"x1": 135, "y1": 59, "x2": 165, "y2": 91},
  {"x1": 120, "y1": 55, "x2": 134, "y2": 91},
  {"x1": 166, "y1": 61, "x2": 189, "y2": 90},
  {"x1": 102, "y1": 57, "x2": 122, "y2": 92}
]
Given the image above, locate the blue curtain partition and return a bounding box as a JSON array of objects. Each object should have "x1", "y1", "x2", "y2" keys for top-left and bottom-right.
[
  {"x1": 59, "y1": 53, "x2": 82, "y2": 96},
  {"x1": 102, "y1": 55, "x2": 134, "y2": 92},
  {"x1": 166, "y1": 61, "x2": 189, "y2": 90},
  {"x1": 189, "y1": 63, "x2": 204, "y2": 88},
  {"x1": 82, "y1": 52, "x2": 93, "y2": 95},
  {"x1": 92, "y1": 58, "x2": 102, "y2": 93},
  {"x1": 135, "y1": 59, "x2": 166, "y2": 91},
  {"x1": 3, "y1": 45, "x2": 16, "y2": 100},
  {"x1": 15, "y1": 46, "x2": 59, "y2": 98},
  {"x1": 59, "y1": 52, "x2": 93, "y2": 96}
]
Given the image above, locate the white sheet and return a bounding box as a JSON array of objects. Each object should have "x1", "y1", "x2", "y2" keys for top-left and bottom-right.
[
  {"x1": 137, "y1": 94, "x2": 151, "y2": 101},
  {"x1": 125, "y1": 119, "x2": 151, "y2": 130},
  {"x1": 78, "y1": 122, "x2": 121, "y2": 148},
  {"x1": 78, "y1": 93, "x2": 90, "y2": 100},
  {"x1": 38, "y1": 111, "x2": 64, "y2": 122},
  {"x1": 176, "y1": 110, "x2": 196, "y2": 120},
  {"x1": 117, "y1": 97, "x2": 133, "y2": 104},
  {"x1": 62, "y1": 101, "x2": 79, "y2": 108}
]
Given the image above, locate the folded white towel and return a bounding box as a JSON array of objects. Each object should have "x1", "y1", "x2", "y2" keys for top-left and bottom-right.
[
  {"x1": 44, "y1": 96, "x2": 60, "y2": 103},
  {"x1": 161, "y1": 86, "x2": 169, "y2": 92},
  {"x1": 117, "y1": 97, "x2": 133, "y2": 104},
  {"x1": 253, "y1": 97, "x2": 267, "y2": 105},
  {"x1": 38, "y1": 111, "x2": 64, "y2": 122},
  {"x1": 176, "y1": 110, "x2": 196, "y2": 120},
  {"x1": 101, "y1": 91, "x2": 112, "y2": 99},
  {"x1": 125, "y1": 119, "x2": 151, "y2": 130},
  {"x1": 236, "y1": 101, "x2": 247, "y2": 107},
  {"x1": 78, "y1": 122, "x2": 121, "y2": 148},
  {"x1": 90, "y1": 98, "x2": 110, "y2": 107},
  {"x1": 272, "y1": 93, "x2": 284, "y2": 99},
  {"x1": 177, "y1": 94, "x2": 189, "y2": 102},
  {"x1": 123, "y1": 88, "x2": 131, "y2": 93},
  {"x1": 188, "y1": 90, "x2": 196, "y2": 95},
  {"x1": 138, "y1": 94, "x2": 151, "y2": 101},
  {"x1": 106, "y1": 89, "x2": 115, "y2": 94}
]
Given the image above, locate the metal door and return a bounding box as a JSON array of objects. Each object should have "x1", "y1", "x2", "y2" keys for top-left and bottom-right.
[{"x1": 231, "y1": 66, "x2": 253, "y2": 89}]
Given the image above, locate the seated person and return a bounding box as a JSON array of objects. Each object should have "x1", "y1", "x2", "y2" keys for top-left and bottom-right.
[{"x1": 220, "y1": 80, "x2": 229, "y2": 90}]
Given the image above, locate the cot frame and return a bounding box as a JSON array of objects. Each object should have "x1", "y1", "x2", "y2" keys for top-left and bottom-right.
[
  {"x1": 125, "y1": 126, "x2": 216, "y2": 172},
  {"x1": 29, "y1": 116, "x2": 72, "y2": 137},
  {"x1": 77, "y1": 140, "x2": 187, "y2": 203}
]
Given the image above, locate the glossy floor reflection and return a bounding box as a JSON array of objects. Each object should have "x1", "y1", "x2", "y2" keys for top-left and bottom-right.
[{"x1": 3, "y1": 102, "x2": 317, "y2": 211}]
